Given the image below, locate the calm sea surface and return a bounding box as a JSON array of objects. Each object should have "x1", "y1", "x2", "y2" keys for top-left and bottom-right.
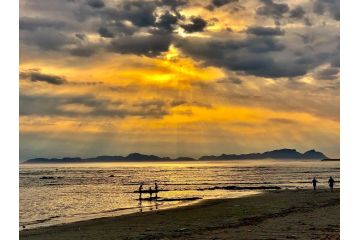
[{"x1": 19, "y1": 160, "x2": 340, "y2": 229}]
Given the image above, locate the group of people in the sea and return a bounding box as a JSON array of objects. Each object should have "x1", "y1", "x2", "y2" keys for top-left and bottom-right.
[
  {"x1": 138, "y1": 182, "x2": 158, "y2": 200},
  {"x1": 311, "y1": 176, "x2": 336, "y2": 191}
]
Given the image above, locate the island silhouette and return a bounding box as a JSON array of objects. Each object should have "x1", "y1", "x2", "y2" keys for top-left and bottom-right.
[{"x1": 23, "y1": 149, "x2": 329, "y2": 163}]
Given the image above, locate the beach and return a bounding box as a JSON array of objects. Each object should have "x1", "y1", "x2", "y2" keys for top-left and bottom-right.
[{"x1": 20, "y1": 189, "x2": 339, "y2": 240}]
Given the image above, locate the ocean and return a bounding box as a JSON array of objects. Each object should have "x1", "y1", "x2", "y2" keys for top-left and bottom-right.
[{"x1": 19, "y1": 159, "x2": 340, "y2": 230}]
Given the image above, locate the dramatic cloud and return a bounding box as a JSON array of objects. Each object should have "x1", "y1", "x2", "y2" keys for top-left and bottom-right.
[
  {"x1": 20, "y1": 17, "x2": 66, "y2": 31},
  {"x1": 289, "y1": 6, "x2": 306, "y2": 19},
  {"x1": 313, "y1": 0, "x2": 340, "y2": 21},
  {"x1": 21, "y1": 28, "x2": 73, "y2": 51},
  {"x1": 20, "y1": 70, "x2": 67, "y2": 85},
  {"x1": 20, "y1": 94, "x2": 171, "y2": 118},
  {"x1": 156, "y1": 11, "x2": 179, "y2": 32},
  {"x1": 212, "y1": 0, "x2": 238, "y2": 8},
  {"x1": 120, "y1": 1, "x2": 157, "y2": 27},
  {"x1": 256, "y1": 0, "x2": 289, "y2": 18},
  {"x1": 160, "y1": 0, "x2": 188, "y2": 9},
  {"x1": 180, "y1": 17, "x2": 207, "y2": 33},
  {"x1": 98, "y1": 27, "x2": 114, "y2": 38},
  {"x1": 246, "y1": 26, "x2": 285, "y2": 36},
  {"x1": 19, "y1": 0, "x2": 340, "y2": 160},
  {"x1": 109, "y1": 34, "x2": 172, "y2": 56},
  {"x1": 176, "y1": 35, "x2": 318, "y2": 78},
  {"x1": 69, "y1": 44, "x2": 98, "y2": 57},
  {"x1": 87, "y1": 0, "x2": 105, "y2": 9},
  {"x1": 315, "y1": 67, "x2": 339, "y2": 80}
]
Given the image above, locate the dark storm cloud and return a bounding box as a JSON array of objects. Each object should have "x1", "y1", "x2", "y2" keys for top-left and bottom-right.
[
  {"x1": 20, "y1": 94, "x2": 171, "y2": 118},
  {"x1": 75, "y1": 33, "x2": 87, "y2": 40},
  {"x1": 180, "y1": 17, "x2": 207, "y2": 33},
  {"x1": 20, "y1": 94, "x2": 121, "y2": 117},
  {"x1": 87, "y1": 0, "x2": 105, "y2": 9},
  {"x1": 20, "y1": 17, "x2": 66, "y2": 31},
  {"x1": 289, "y1": 6, "x2": 306, "y2": 19},
  {"x1": 241, "y1": 36, "x2": 285, "y2": 53},
  {"x1": 212, "y1": 0, "x2": 238, "y2": 7},
  {"x1": 315, "y1": 67, "x2": 339, "y2": 80},
  {"x1": 156, "y1": 11, "x2": 179, "y2": 31},
  {"x1": 256, "y1": 0, "x2": 289, "y2": 18},
  {"x1": 69, "y1": 44, "x2": 98, "y2": 57},
  {"x1": 331, "y1": 44, "x2": 340, "y2": 67},
  {"x1": 176, "y1": 32, "x2": 339, "y2": 78},
  {"x1": 20, "y1": 69, "x2": 104, "y2": 86},
  {"x1": 108, "y1": 34, "x2": 172, "y2": 57},
  {"x1": 20, "y1": 70, "x2": 68, "y2": 85},
  {"x1": 246, "y1": 26, "x2": 284, "y2": 36},
  {"x1": 19, "y1": 0, "x2": 339, "y2": 77},
  {"x1": 98, "y1": 27, "x2": 114, "y2": 38},
  {"x1": 21, "y1": 29, "x2": 73, "y2": 51},
  {"x1": 160, "y1": 0, "x2": 188, "y2": 9},
  {"x1": 121, "y1": 1, "x2": 157, "y2": 27},
  {"x1": 313, "y1": 0, "x2": 340, "y2": 21}
]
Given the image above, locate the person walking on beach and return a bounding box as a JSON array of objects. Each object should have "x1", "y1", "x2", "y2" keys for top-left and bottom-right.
[
  {"x1": 312, "y1": 177, "x2": 318, "y2": 190},
  {"x1": 139, "y1": 183, "x2": 143, "y2": 200},
  {"x1": 149, "y1": 187, "x2": 153, "y2": 200},
  {"x1": 155, "y1": 182, "x2": 158, "y2": 199},
  {"x1": 328, "y1": 176, "x2": 335, "y2": 191}
]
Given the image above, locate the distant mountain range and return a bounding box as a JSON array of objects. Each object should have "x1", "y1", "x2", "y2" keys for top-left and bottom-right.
[{"x1": 23, "y1": 149, "x2": 329, "y2": 164}]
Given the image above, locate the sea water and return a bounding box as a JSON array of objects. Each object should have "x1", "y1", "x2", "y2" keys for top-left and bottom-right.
[{"x1": 20, "y1": 159, "x2": 340, "y2": 229}]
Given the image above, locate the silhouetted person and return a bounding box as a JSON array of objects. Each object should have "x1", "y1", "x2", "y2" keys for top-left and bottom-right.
[
  {"x1": 328, "y1": 176, "x2": 335, "y2": 191},
  {"x1": 312, "y1": 177, "x2": 318, "y2": 190},
  {"x1": 149, "y1": 187, "x2": 153, "y2": 200},
  {"x1": 139, "y1": 183, "x2": 143, "y2": 200},
  {"x1": 155, "y1": 182, "x2": 158, "y2": 199}
]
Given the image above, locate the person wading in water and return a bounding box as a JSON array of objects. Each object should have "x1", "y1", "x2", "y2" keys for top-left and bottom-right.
[
  {"x1": 328, "y1": 176, "x2": 335, "y2": 191},
  {"x1": 155, "y1": 182, "x2": 158, "y2": 199},
  {"x1": 139, "y1": 183, "x2": 143, "y2": 200},
  {"x1": 149, "y1": 187, "x2": 153, "y2": 200},
  {"x1": 312, "y1": 177, "x2": 319, "y2": 190}
]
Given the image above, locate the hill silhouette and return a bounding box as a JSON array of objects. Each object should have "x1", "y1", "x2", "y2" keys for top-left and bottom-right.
[{"x1": 23, "y1": 149, "x2": 328, "y2": 163}]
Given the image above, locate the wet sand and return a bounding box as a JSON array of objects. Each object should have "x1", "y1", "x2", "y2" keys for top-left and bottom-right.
[{"x1": 20, "y1": 189, "x2": 339, "y2": 240}]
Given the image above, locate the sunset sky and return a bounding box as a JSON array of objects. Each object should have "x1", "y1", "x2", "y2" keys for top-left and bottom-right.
[{"x1": 19, "y1": 0, "x2": 339, "y2": 161}]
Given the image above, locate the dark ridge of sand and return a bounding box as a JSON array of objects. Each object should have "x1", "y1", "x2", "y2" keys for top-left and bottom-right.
[
  {"x1": 198, "y1": 185, "x2": 281, "y2": 191},
  {"x1": 139, "y1": 197, "x2": 202, "y2": 202},
  {"x1": 20, "y1": 189, "x2": 339, "y2": 240},
  {"x1": 321, "y1": 158, "x2": 340, "y2": 161}
]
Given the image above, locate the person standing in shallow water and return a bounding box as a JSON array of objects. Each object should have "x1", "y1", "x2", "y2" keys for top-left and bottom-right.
[
  {"x1": 155, "y1": 182, "x2": 158, "y2": 199},
  {"x1": 139, "y1": 183, "x2": 143, "y2": 200},
  {"x1": 328, "y1": 176, "x2": 335, "y2": 191},
  {"x1": 312, "y1": 177, "x2": 318, "y2": 190},
  {"x1": 149, "y1": 187, "x2": 153, "y2": 200}
]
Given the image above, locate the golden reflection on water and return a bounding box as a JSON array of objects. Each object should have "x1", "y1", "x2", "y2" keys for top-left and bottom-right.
[{"x1": 20, "y1": 160, "x2": 339, "y2": 229}]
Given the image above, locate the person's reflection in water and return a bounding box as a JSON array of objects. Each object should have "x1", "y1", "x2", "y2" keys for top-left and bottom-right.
[
  {"x1": 155, "y1": 200, "x2": 159, "y2": 210},
  {"x1": 138, "y1": 198, "x2": 143, "y2": 213}
]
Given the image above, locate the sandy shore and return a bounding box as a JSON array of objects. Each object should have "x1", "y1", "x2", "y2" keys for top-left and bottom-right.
[{"x1": 20, "y1": 189, "x2": 339, "y2": 240}]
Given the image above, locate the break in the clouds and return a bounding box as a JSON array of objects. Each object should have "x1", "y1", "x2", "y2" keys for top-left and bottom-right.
[{"x1": 19, "y1": 0, "x2": 340, "y2": 161}]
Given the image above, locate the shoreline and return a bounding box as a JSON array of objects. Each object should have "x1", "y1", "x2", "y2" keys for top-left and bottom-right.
[
  {"x1": 20, "y1": 189, "x2": 339, "y2": 239},
  {"x1": 20, "y1": 190, "x2": 262, "y2": 230}
]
